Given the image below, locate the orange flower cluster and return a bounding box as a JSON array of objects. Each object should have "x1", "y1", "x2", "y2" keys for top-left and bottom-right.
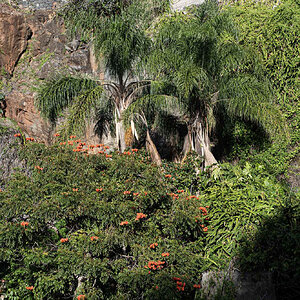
[
  {"x1": 133, "y1": 192, "x2": 139, "y2": 196},
  {"x1": 120, "y1": 221, "x2": 129, "y2": 226},
  {"x1": 77, "y1": 295, "x2": 86, "y2": 300},
  {"x1": 165, "y1": 174, "x2": 172, "y2": 178},
  {"x1": 123, "y1": 151, "x2": 132, "y2": 155},
  {"x1": 145, "y1": 260, "x2": 165, "y2": 270},
  {"x1": 188, "y1": 195, "x2": 199, "y2": 199},
  {"x1": 150, "y1": 242, "x2": 158, "y2": 249},
  {"x1": 26, "y1": 137, "x2": 34, "y2": 141},
  {"x1": 54, "y1": 133, "x2": 60, "y2": 137},
  {"x1": 168, "y1": 193, "x2": 179, "y2": 200},
  {"x1": 14, "y1": 133, "x2": 21, "y2": 137},
  {"x1": 90, "y1": 236, "x2": 99, "y2": 241},
  {"x1": 177, "y1": 190, "x2": 184, "y2": 193},
  {"x1": 135, "y1": 213, "x2": 147, "y2": 220},
  {"x1": 199, "y1": 207, "x2": 208, "y2": 216},
  {"x1": 172, "y1": 277, "x2": 186, "y2": 291},
  {"x1": 73, "y1": 188, "x2": 78, "y2": 192},
  {"x1": 25, "y1": 286, "x2": 34, "y2": 290},
  {"x1": 161, "y1": 252, "x2": 170, "y2": 257},
  {"x1": 34, "y1": 165, "x2": 43, "y2": 171},
  {"x1": 60, "y1": 238, "x2": 68, "y2": 243},
  {"x1": 21, "y1": 221, "x2": 29, "y2": 227},
  {"x1": 123, "y1": 191, "x2": 131, "y2": 195},
  {"x1": 96, "y1": 188, "x2": 103, "y2": 192},
  {"x1": 69, "y1": 135, "x2": 76, "y2": 139},
  {"x1": 193, "y1": 284, "x2": 201, "y2": 289},
  {"x1": 132, "y1": 148, "x2": 138, "y2": 152}
]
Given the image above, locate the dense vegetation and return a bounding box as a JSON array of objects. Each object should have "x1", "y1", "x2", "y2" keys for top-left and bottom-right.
[
  {"x1": 0, "y1": 138, "x2": 297, "y2": 299},
  {"x1": 0, "y1": 0, "x2": 299, "y2": 299}
]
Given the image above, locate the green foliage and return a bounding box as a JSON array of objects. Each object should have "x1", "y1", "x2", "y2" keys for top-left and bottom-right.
[
  {"x1": 37, "y1": 76, "x2": 98, "y2": 123},
  {"x1": 223, "y1": 0, "x2": 300, "y2": 176},
  {"x1": 0, "y1": 138, "x2": 289, "y2": 299},
  {"x1": 144, "y1": 0, "x2": 285, "y2": 148},
  {"x1": 238, "y1": 194, "x2": 300, "y2": 299}
]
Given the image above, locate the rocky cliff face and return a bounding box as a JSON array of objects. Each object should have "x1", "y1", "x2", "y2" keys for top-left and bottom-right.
[
  {"x1": 0, "y1": 118, "x2": 27, "y2": 188},
  {"x1": 0, "y1": 2, "x2": 100, "y2": 144}
]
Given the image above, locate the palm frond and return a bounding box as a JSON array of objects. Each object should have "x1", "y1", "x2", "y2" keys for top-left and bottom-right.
[
  {"x1": 61, "y1": 85, "x2": 104, "y2": 137},
  {"x1": 94, "y1": 95, "x2": 115, "y2": 139},
  {"x1": 36, "y1": 76, "x2": 98, "y2": 123},
  {"x1": 220, "y1": 74, "x2": 287, "y2": 137}
]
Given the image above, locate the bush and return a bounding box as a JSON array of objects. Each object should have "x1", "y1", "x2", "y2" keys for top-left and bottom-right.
[{"x1": 0, "y1": 135, "x2": 289, "y2": 299}]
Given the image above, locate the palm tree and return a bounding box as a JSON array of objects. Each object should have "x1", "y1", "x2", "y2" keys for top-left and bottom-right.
[
  {"x1": 37, "y1": 0, "x2": 169, "y2": 152},
  {"x1": 125, "y1": 0, "x2": 286, "y2": 168}
]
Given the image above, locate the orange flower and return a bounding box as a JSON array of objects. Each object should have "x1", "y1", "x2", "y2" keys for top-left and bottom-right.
[
  {"x1": 120, "y1": 221, "x2": 129, "y2": 226},
  {"x1": 34, "y1": 166, "x2": 43, "y2": 171},
  {"x1": 25, "y1": 286, "x2": 34, "y2": 290},
  {"x1": 105, "y1": 154, "x2": 112, "y2": 158},
  {"x1": 14, "y1": 133, "x2": 21, "y2": 137},
  {"x1": 133, "y1": 192, "x2": 139, "y2": 196},
  {"x1": 193, "y1": 284, "x2": 201, "y2": 289},
  {"x1": 162, "y1": 252, "x2": 170, "y2": 257},
  {"x1": 203, "y1": 227, "x2": 208, "y2": 232},
  {"x1": 98, "y1": 151, "x2": 104, "y2": 154},
  {"x1": 165, "y1": 174, "x2": 172, "y2": 178},
  {"x1": 60, "y1": 238, "x2": 69, "y2": 243},
  {"x1": 69, "y1": 135, "x2": 76, "y2": 139},
  {"x1": 54, "y1": 133, "x2": 60, "y2": 137},
  {"x1": 104, "y1": 146, "x2": 109, "y2": 149},
  {"x1": 96, "y1": 188, "x2": 103, "y2": 192},
  {"x1": 150, "y1": 243, "x2": 158, "y2": 249},
  {"x1": 135, "y1": 213, "x2": 147, "y2": 220},
  {"x1": 77, "y1": 295, "x2": 86, "y2": 300},
  {"x1": 90, "y1": 236, "x2": 99, "y2": 241},
  {"x1": 177, "y1": 190, "x2": 184, "y2": 193},
  {"x1": 73, "y1": 188, "x2": 78, "y2": 192},
  {"x1": 132, "y1": 148, "x2": 138, "y2": 152},
  {"x1": 172, "y1": 277, "x2": 181, "y2": 282},
  {"x1": 147, "y1": 260, "x2": 165, "y2": 270},
  {"x1": 26, "y1": 137, "x2": 34, "y2": 141},
  {"x1": 199, "y1": 207, "x2": 208, "y2": 215},
  {"x1": 123, "y1": 191, "x2": 131, "y2": 195},
  {"x1": 21, "y1": 221, "x2": 29, "y2": 227}
]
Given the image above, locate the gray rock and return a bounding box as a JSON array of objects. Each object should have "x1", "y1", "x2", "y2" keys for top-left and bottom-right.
[
  {"x1": 0, "y1": 119, "x2": 27, "y2": 188},
  {"x1": 171, "y1": 0, "x2": 205, "y2": 11},
  {"x1": 200, "y1": 261, "x2": 276, "y2": 300}
]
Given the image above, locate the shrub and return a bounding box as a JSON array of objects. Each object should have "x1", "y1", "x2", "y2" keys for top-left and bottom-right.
[{"x1": 0, "y1": 137, "x2": 289, "y2": 299}]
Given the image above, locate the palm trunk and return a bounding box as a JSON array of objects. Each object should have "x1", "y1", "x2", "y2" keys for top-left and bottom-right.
[
  {"x1": 195, "y1": 125, "x2": 218, "y2": 169},
  {"x1": 146, "y1": 129, "x2": 162, "y2": 166},
  {"x1": 180, "y1": 126, "x2": 192, "y2": 164},
  {"x1": 116, "y1": 119, "x2": 126, "y2": 152}
]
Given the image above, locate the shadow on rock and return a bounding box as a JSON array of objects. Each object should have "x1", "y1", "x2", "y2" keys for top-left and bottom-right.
[{"x1": 238, "y1": 198, "x2": 300, "y2": 300}]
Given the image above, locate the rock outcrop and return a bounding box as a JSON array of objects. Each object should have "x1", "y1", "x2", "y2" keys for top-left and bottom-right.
[
  {"x1": 0, "y1": 3, "x2": 100, "y2": 143},
  {"x1": 0, "y1": 4, "x2": 32, "y2": 76},
  {"x1": 0, "y1": 118, "x2": 27, "y2": 188}
]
